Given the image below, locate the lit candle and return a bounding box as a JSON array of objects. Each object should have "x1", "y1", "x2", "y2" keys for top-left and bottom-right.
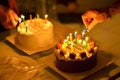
[
  {"x1": 82, "y1": 31, "x2": 85, "y2": 44},
  {"x1": 82, "y1": 41, "x2": 86, "y2": 50},
  {"x1": 74, "y1": 31, "x2": 77, "y2": 39},
  {"x1": 37, "y1": 14, "x2": 39, "y2": 18},
  {"x1": 67, "y1": 36, "x2": 69, "y2": 41},
  {"x1": 66, "y1": 36, "x2": 70, "y2": 45},
  {"x1": 30, "y1": 14, "x2": 32, "y2": 20},
  {"x1": 26, "y1": 24, "x2": 28, "y2": 32},
  {"x1": 45, "y1": 14, "x2": 48, "y2": 20},
  {"x1": 45, "y1": 14, "x2": 48, "y2": 23},
  {"x1": 62, "y1": 39, "x2": 67, "y2": 49},
  {"x1": 69, "y1": 33, "x2": 72, "y2": 42},
  {"x1": 82, "y1": 28, "x2": 89, "y2": 43},
  {"x1": 21, "y1": 15, "x2": 25, "y2": 22}
]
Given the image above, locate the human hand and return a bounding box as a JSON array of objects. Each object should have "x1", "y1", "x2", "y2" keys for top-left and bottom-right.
[
  {"x1": 0, "y1": 6, "x2": 19, "y2": 29},
  {"x1": 82, "y1": 10, "x2": 109, "y2": 31}
]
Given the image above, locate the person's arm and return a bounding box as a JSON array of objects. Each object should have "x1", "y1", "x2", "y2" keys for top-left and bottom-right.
[
  {"x1": 82, "y1": 0, "x2": 120, "y2": 31},
  {"x1": 8, "y1": 0, "x2": 19, "y2": 15},
  {"x1": 108, "y1": 0, "x2": 120, "y2": 17},
  {"x1": 0, "y1": 5, "x2": 19, "y2": 29}
]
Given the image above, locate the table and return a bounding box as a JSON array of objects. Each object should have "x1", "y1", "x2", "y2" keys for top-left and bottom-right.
[{"x1": 0, "y1": 14, "x2": 120, "y2": 80}]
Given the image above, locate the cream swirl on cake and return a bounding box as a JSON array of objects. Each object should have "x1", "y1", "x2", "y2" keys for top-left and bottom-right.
[
  {"x1": 54, "y1": 32, "x2": 98, "y2": 72},
  {"x1": 15, "y1": 16, "x2": 54, "y2": 52}
]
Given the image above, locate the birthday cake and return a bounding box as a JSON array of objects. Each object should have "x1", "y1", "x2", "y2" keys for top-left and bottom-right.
[
  {"x1": 15, "y1": 15, "x2": 54, "y2": 52},
  {"x1": 54, "y1": 32, "x2": 98, "y2": 72}
]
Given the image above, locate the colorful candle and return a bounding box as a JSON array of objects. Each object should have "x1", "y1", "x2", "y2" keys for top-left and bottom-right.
[
  {"x1": 82, "y1": 31, "x2": 85, "y2": 44},
  {"x1": 82, "y1": 41, "x2": 86, "y2": 50},
  {"x1": 26, "y1": 24, "x2": 28, "y2": 32},
  {"x1": 66, "y1": 36, "x2": 70, "y2": 44},
  {"x1": 69, "y1": 33, "x2": 72, "y2": 42},
  {"x1": 74, "y1": 31, "x2": 77, "y2": 39},
  {"x1": 30, "y1": 14, "x2": 32, "y2": 20},
  {"x1": 45, "y1": 14, "x2": 48, "y2": 20},
  {"x1": 21, "y1": 15, "x2": 25, "y2": 22},
  {"x1": 82, "y1": 28, "x2": 88, "y2": 43},
  {"x1": 62, "y1": 39, "x2": 67, "y2": 49},
  {"x1": 45, "y1": 14, "x2": 48, "y2": 23}
]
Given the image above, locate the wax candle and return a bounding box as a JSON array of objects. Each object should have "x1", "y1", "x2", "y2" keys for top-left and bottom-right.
[
  {"x1": 26, "y1": 24, "x2": 28, "y2": 32},
  {"x1": 21, "y1": 15, "x2": 25, "y2": 22},
  {"x1": 30, "y1": 14, "x2": 32, "y2": 20},
  {"x1": 82, "y1": 28, "x2": 89, "y2": 43},
  {"x1": 45, "y1": 14, "x2": 48, "y2": 23},
  {"x1": 67, "y1": 36, "x2": 69, "y2": 41},
  {"x1": 62, "y1": 39, "x2": 67, "y2": 49},
  {"x1": 69, "y1": 33, "x2": 72, "y2": 42},
  {"x1": 82, "y1": 31, "x2": 85, "y2": 44},
  {"x1": 74, "y1": 31, "x2": 77, "y2": 39},
  {"x1": 82, "y1": 41, "x2": 86, "y2": 50},
  {"x1": 37, "y1": 14, "x2": 39, "y2": 18},
  {"x1": 45, "y1": 14, "x2": 48, "y2": 20},
  {"x1": 66, "y1": 36, "x2": 71, "y2": 45}
]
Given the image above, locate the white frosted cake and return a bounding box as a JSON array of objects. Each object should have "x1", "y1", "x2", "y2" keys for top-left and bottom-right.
[{"x1": 15, "y1": 18, "x2": 54, "y2": 51}]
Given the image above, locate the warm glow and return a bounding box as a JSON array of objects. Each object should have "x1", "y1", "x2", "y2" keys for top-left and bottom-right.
[
  {"x1": 85, "y1": 37, "x2": 88, "y2": 41},
  {"x1": 65, "y1": 52, "x2": 69, "y2": 58},
  {"x1": 21, "y1": 15, "x2": 25, "y2": 19},
  {"x1": 45, "y1": 14, "x2": 48, "y2": 20}
]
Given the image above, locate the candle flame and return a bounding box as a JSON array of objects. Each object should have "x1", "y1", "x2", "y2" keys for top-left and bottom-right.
[
  {"x1": 37, "y1": 14, "x2": 39, "y2": 18},
  {"x1": 45, "y1": 14, "x2": 48, "y2": 19},
  {"x1": 85, "y1": 37, "x2": 88, "y2": 40},
  {"x1": 67, "y1": 36, "x2": 69, "y2": 40},
  {"x1": 75, "y1": 31, "x2": 77, "y2": 34},
  {"x1": 21, "y1": 15, "x2": 25, "y2": 19}
]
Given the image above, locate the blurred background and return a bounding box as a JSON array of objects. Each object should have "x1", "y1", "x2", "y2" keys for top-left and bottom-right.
[{"x1": 16, "y1": 0, "x2": 116, "y2": 23}]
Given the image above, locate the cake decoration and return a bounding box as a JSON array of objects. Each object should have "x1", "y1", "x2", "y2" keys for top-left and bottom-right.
[
  {"x1": 54, "y1": 31, "x2": 98, "y2": 72},
  {"x1": 15, "y1": 14, "x2": 55, "y2": 52}
]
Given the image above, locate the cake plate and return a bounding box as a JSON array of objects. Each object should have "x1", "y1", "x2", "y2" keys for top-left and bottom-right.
[
  {"x1": 6, "y1": 31, "x2": 62, "y2": 55},
  {"x1": 48, "y1": 53, "x2": 112, "y2": 80}
]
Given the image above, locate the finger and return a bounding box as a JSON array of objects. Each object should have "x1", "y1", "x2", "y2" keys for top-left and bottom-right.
[
  {"x1": 9, "y1": 11, "x2": 18, "y2": 28},
  {"x1": 82, "y1": 15, "x2": 89, "y2": 27},
  {"x1": 88, "y1": 19, "x2": 98, "y2": 30},
  {"x1": 82, "y1": 15, "x2": 93, "y2": 27},
  {"x1": 12, "y1": 11, "x2": 19, "y2": 21}
]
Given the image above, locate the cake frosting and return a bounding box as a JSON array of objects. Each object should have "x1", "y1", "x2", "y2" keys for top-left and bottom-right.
[
  {"x1": 15, "y1": 17, "x2": 54, "y2": 51},
  {"x1": 54, "y1": 32, "x2": 98, "y2": 72}
]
